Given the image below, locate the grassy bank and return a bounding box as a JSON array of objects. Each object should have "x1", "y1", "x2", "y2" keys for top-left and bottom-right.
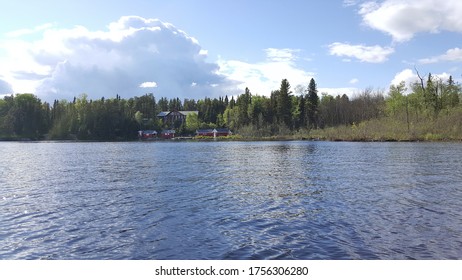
[{"x1": 307, "y1": 110, "x2": 462, "y2": 142}]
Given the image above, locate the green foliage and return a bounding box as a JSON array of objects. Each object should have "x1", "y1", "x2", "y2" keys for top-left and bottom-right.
[
  {"x1": 236, "y1": 88, "x2": 252, "y2": 126},
  {"x1": 310, "y1": 76, "x2": 462, "y2": 142},
  {"x1": 306, "y1": 78, "x2": 319, "y2": 129},
  {"x1": 47, "y1": 95, "x2": 140, "y2": 140},
  {"x1": 1, "y1": 72, "x2": 461, "y2": 141},
  {"x1": 0, "y1": 94, "x2": 48, "y2": 139},
  {"x1": 135, "y1": 111, "x2": 143, "y2": 128},
  {"x1": 185, "y1": 112, "x2": 200, "y2": 132},
  {"x1": 276, "y1": 79, "x2": 292, "y2": 128},
  {"x1": 386, "y1": 81, "x2": 407, "y2": 116}
]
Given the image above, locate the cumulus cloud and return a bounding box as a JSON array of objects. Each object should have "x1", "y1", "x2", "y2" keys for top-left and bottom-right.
[
  {"x1": 0, "y1": 16, "x2": 236, "y2": 102},
  {"x1": 419, "y1": 47, "x2": 462, "y2": 64},
  {"x1": 359, "y1": 0, "x2": 462, "y2": 42},
  {"x1": 391, "y1": 69, "x2": 417, "y2": 89},
  {"x1": 390, "y1": 68, "x2": 453, "y2": 93},
  {"x1": 139, "y1": 81, "x2": 158, "y2": 88},
  {"x1": 217, "y1": 48, "x2": 314, "y2": 96},
  {"x1": 328, "y1": 42, "x2": 394, "y2": 63}
]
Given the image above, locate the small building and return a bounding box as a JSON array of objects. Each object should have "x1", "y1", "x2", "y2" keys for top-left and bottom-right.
[
  {"x1": 138, "y1": 130, "x2": 157, "y2": 140},
  {"x1": 160, "y1": 129, "x2": 176, "y2": 139},
  {"x1": 196, "y1": 128, "x2": 232, "y2": 138},
  {"x1": 196, "y1": 129, "x2": 215, "y2": 137},
  {"x1": 157, "y1": 110, "x2": 199, "y2": 125},
  {"x1": 214, "y1": 128, "x2": 232, "y2": 137}
]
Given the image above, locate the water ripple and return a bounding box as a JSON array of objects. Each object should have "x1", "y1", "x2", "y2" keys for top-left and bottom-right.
[{"x1": 1, "y1": 141, "x2": 462, "y2": 259}]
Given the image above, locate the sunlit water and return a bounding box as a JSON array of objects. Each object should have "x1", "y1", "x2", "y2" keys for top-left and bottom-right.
[{"x1": 1, "y1": 141, "x2": 461, "y2": 259}]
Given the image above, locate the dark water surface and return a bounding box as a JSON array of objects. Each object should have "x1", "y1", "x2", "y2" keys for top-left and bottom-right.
[{"x1": 1, "y1": 141, "x2": 461, "y2": 259}]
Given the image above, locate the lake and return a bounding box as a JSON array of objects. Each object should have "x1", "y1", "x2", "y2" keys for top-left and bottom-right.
[{"x1": 1, "y1": 141, "x2": 461, "y2": 259}]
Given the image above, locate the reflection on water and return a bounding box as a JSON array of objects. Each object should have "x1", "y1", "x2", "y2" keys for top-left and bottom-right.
[{"x1": 1, "y1": 141, "x2": 461, "y2": 259}]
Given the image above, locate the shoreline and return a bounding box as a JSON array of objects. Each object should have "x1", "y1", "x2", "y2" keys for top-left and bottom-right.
[{"x1": 2, "y1": 135, "x2": 462, "y2": 143}]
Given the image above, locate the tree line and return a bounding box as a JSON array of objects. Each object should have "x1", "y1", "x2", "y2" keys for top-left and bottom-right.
[{"x1": 1, "y1": 75, "x2": 461, "y2": 141}]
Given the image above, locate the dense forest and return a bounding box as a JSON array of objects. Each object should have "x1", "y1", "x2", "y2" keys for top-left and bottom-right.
[{"x1": 1, "y1": 74, "x2": 462, "y2": 141}]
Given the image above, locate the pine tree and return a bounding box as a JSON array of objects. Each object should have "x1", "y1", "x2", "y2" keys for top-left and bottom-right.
[
  {"x1": 236, "y1": 87, "x2": 251, "y2": 127},
  {"x1": 276, "y1": 79, "x2": 292, "y2": 129},
  {"x1": 306, "y1": 78, "x2": 319, "y2": 129},
  {"x1": 444, "y1": 76, "x2": 460, "y2": 108}
]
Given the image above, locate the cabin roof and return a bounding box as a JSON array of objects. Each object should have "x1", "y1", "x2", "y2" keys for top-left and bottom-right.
[
  {"x1": 196, "y1": 129, "x2": 214, "y2": 133},
  {"x1": 215, "y1": 128, "x2": 231, "y2": 133},
  {"x1": 179, "y1": 111, "x2": 199, "y2": 116},
  {"x1": 157, "y1": 111, "x2": 169, "y2": 117},
  {"x1": 157, "y1": 110, "x2": 198, "y2": 117}
]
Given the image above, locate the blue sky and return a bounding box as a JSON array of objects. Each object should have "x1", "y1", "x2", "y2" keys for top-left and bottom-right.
[{"x1": 1, "y1": 0, "x2": 461, "y2": 102}]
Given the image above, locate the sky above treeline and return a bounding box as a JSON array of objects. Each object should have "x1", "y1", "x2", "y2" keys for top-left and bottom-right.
[{"x1": 1, "y1": 0, "x2": 461, "y2": 102}]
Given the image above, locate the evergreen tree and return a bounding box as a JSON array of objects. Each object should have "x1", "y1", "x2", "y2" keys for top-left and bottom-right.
[
  {"x1": 158, "y1": 97, "x2": 168, "y2": 111},
  {"x1": 276, "y1": 79, "x2": 292, "y2": 128},
  {"x1": 306, "y1": 78, "x2": 319, "y2": 128},
  {"x1": 236, "y1": 87, "x2": 252, "y2": 127},
  {"x1": 183, "y1": 98, "x2": 197, "y2": 111},
  {"x1": 229, "y1": 96, "x2": 236, "y2": 108},
  {"x1": 424, "y1": 73, "x2": 440, "y2": 115},
  {"x1": 443, "y1": 76, "x2": 460, "y2": 109}
]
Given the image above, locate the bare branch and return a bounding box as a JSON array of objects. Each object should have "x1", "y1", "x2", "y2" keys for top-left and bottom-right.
[{"x1": 414, "y1": 65, "x2": 425, "y2": 91}]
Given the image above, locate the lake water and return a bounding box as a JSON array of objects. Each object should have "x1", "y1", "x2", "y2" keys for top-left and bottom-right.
[{"x1": 1, "y1": 141, "x2": 461, "y2": 259}]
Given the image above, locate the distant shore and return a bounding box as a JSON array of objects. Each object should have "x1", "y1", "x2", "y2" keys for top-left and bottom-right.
[{"x1": 2, "y1": 134, "x2": 461, "y2": 143}]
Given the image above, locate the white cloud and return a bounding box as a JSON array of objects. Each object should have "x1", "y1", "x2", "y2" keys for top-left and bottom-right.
[
  {"x1": 0, "y1": 16, "x2": 235, "y2": 102},
  {"x1": 359, "y1": 0, "x2": 462, "y2": 42},
  {"x1": 139, "y1": 81, "x2": 158, "y2": 88},
  {"x1": 419, "y1": 47, "x2": 462, "y2": 64},
  {"x1": 391, "y1": 69, "x2": 417, "y2": 89},
  {"x1": 265, "y1": 48, "x2": 299, "y2": 62},
  {"x1": 328, "y1": 42, "x2": 394, "y2": 63},
  {"x1": 434, "y1": 72, "x2": 452, "y2": 82},
  {"x1": 390, "y1": 68, "x2": 452, "y2": 93},
  {"x1": 217, "y1": 48, "x2": 314, "y2": 96},
  {"x1": 349, "y1": 78, "x2": 359, "y2": 84}
]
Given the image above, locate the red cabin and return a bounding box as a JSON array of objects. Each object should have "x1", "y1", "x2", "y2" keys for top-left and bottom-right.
[
  {"x1": 160, "y1": 129, "x2": 175, "y2": 139},
  {"x1": 138, "y1": 130, "x2": 158, "y2": 140}
]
